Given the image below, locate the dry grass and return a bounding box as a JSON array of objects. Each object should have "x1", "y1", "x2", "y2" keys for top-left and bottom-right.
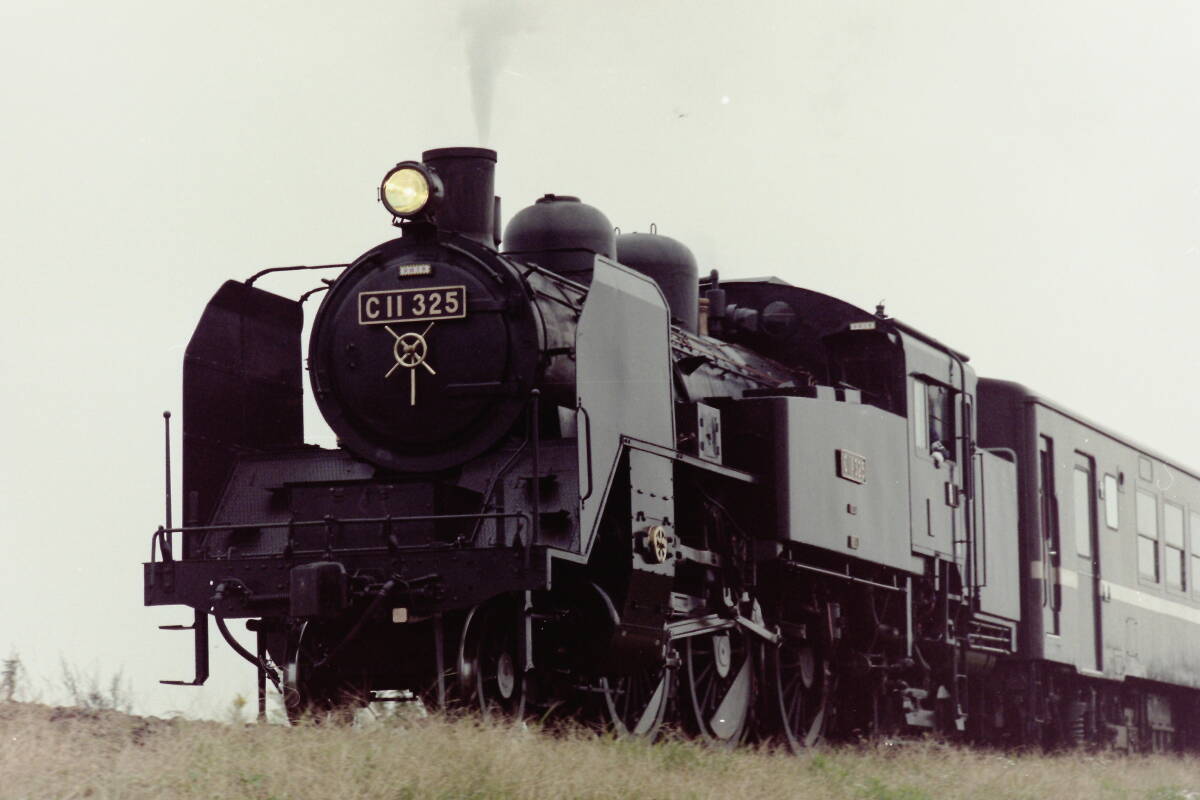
[{"x1": 2, "y1": 701, "x2": 1200, "y2": 800}]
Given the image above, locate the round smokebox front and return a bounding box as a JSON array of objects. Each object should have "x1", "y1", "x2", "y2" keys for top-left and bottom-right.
[{"x1": 309, "y1": 240, "x2": 540, "y2": 473}]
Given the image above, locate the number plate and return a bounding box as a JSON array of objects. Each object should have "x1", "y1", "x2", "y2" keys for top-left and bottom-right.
[
  {"x1": 837, "y1": 449, "x2": 867, "y2": 484},
  {"x1": 358, "y1": 285, "x2": 467, "y2": 325}
]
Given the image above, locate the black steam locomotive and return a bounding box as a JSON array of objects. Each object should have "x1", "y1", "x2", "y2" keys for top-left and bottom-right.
[{"x1": 145, "y1": 147, "x2": 1200, "y2": 751}]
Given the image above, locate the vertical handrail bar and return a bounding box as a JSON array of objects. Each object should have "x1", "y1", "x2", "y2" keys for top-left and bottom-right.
[
  {"x1": 256, "y1": 629, "x2": 267, "y2": 722},
  {"x1": 528, "y1": 389, "x2": 541, "y2": 570},
  {"x1": 162, "y1": 411, "x2": 174, "y2": 560}
]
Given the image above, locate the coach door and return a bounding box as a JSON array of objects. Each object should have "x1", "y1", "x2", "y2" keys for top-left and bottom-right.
[{"x1": 1072, "y1": 452, "x2": 1103, "y2": 672}]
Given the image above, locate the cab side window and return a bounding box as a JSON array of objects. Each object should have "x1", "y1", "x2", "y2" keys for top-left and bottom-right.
[
  {"x1": 912, "y1": 378, "x2": 955, "y2": 461},
  {"x1": 912, "y1": 379, "x2": 928, "y2": 451},
  {"x1": 927, "y1": 383, "x2": 954, "y2": 459}
]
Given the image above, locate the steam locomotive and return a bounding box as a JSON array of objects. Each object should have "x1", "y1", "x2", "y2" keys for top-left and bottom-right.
[{"x1": 145, "y1": 147, "x2": 1200, "y2": 751}]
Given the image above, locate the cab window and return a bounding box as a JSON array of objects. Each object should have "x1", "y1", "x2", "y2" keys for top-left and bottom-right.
[
  {"x1": 912, "y1": 377, "x2": 955, "y2": 461},
  {"x1": 912, "y1": 380, "x2": 928, "y2": 450}
]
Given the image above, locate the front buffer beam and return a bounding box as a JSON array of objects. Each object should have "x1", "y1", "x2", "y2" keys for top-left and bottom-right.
[{"x1": 144, "y1": 546, "x2": 552, "y2": 620}]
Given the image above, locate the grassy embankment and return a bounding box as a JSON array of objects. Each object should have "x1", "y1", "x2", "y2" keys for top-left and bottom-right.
[{"x1": 3, "y1": 701, "x2": 1200, "y2": 800}]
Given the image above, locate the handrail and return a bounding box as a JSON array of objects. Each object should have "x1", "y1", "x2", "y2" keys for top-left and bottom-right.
[
  {"x1": 578, "y1": 402, "x2": 594, "y2": 502},
  {"x1": 150, "y1": 511, "x2": 531, "y2": 565},
  {"x1": 528, "y1": 390, "x2": 541, "y2": 569},
  {"x1": 243, "y1": 263, "x2": 347, "y2": 287}
]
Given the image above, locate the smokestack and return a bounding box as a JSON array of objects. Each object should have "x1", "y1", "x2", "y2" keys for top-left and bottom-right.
[{"x1": 422, "y1": 147, "x2": 497, "y2": 247}]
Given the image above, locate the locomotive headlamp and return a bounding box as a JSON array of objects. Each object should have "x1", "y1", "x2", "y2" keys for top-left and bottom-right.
[{"x1": 380, "y1": 162, "x2": 441, "y2": 218}]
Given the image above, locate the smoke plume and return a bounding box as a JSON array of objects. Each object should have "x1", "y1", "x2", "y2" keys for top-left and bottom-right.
[{"x1": 460, "y1": 0, "x2": 530, "y2": 144}]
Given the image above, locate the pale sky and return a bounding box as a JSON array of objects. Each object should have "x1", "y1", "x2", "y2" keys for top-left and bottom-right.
[{"x1": 2, "y1": 0, "x2": 1199, "y2": 716}]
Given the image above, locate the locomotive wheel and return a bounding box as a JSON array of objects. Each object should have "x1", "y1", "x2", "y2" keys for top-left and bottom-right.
[
  {"x1": 282, "y1": 621, "x2": 366, "y2": 724},
  {"x1": 762, "y1": 619, "x2": 832, "y2": 750},
  {"x1": 682, "y1": 627, "x2": 754, "y2": 744},
  {"x1": 598, "y1": 663, "x2": 673, "y2": 739},
  {"x1": 459, "y1": 602, "x2": 527, "y2": 720},
  {"x1": 573, "y1": 581, "x2": 671, "y2": 739}
]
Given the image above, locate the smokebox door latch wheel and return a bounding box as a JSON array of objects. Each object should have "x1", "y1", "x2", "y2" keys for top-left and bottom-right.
[{"x1": 383, "y1": 322, "x2": 437, "y2": 406}]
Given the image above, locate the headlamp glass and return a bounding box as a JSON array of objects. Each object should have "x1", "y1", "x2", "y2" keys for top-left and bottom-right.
[{"x1": 382, "y1": 167, "x2": 431, "y2": 216}]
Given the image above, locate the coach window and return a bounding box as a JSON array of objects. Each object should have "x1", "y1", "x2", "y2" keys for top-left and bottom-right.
[
  {"x1": 1072, "y1": 464, "x2": 1092, "y2": 557},
  {"x1": 1102, "y1": 474, "x2": 1119, "y2": 529},
  {"x1": 1191, "y1": 510, "x2": 1200, "y2": 597},
  {"x1": 1139, "y1": 457, "x2": 1153, "y2": 482},
  {"x1": 1164, "y1": 502, "x2": 1185, "y2": 591},
  {"x1": 1136, "y1": 490, "x2": 1159, "y2": 583}
]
